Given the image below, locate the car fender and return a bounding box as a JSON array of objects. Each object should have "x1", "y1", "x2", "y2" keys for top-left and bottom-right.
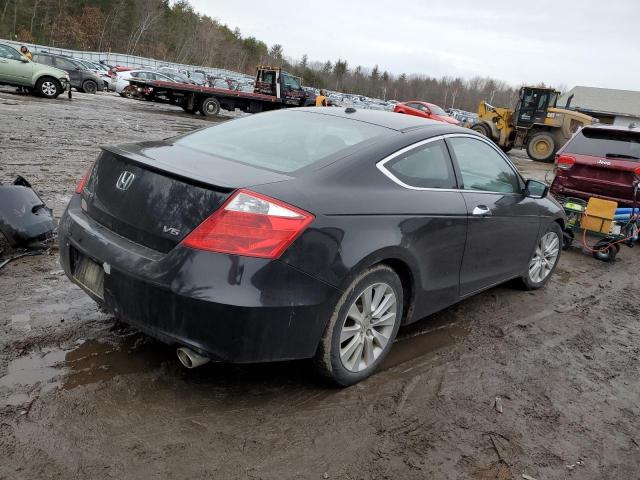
[
  {"x1": 337, "y1": 246, "x2": 420, "y2": 323},
  {"x1": 31, "y1": 65, "x2": 66, "y2": 86}
]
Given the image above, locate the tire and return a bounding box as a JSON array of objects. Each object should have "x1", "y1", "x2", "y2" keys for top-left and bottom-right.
[
  {"x1": 471, "y1": 122, "x2": 491, "y2": 139},
  {"x1": 199, "y1": 97, "x2": 221, "y2": 117},
  {"x1": 526, "y1": 132, "x2": 556, "y2": 163},
  {"x1": 520, "y1": 222, "x2": 562, "y2": 290},
  {"x1": 122, "y1": 85, "x2": 136, "y2": 99},
  {"x1": 35, "y1": 77, "x2": 61, "y2": 99},
  {"x1": 592, "y1": 239, "x2": 618, "y2": 262},
  {"x1": 82, "y1": 80, "x2": 97, "y2": 94},
  {"x1": 314, "y1": 264, "x2": 403, "y2": 386}
]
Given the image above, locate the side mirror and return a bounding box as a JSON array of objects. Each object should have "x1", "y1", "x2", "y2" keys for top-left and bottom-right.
[{"x1": 525, "y1": 179, "x2": 549, "y2": 199}]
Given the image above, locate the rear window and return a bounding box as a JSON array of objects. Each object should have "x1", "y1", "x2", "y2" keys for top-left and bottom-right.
[
  {"x1": 173, "y1": 110, "x2": 391, "y2": 172},
  {"x1": 565, "y1": 128, "x2": 640, "y2": 161}
]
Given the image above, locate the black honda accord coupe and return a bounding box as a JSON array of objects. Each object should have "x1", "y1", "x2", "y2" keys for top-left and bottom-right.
[{"x1": 59, "y1": 107, "x2": 565, "y2": 386}]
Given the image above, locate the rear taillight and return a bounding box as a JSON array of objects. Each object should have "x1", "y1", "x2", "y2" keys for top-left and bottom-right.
[
  {"x1": 75, "y1": 164, "x2": 94, "y2": 194},
  {"x1": 635, "y1": 166, "x2": 640, "y2": 175},
  {"x1": 556, "y1": 155, "x2": 576, "y2": 170},
  {"x1": 182, "y1": 189, "x2": 315, "y2": 259}
]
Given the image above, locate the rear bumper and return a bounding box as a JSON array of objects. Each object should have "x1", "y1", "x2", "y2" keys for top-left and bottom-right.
[
  {"x1": 550, "y1": 183, "x2": 637, "y2": 207},
  {"x1": 58, "y1": 197, "x2": 341, "y2": 363}
]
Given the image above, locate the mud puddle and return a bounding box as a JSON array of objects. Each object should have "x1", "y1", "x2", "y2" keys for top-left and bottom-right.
[
  {"x1": 1, "y1": 333, "x2": 167, "y2": 406},
  {"x1": 382, "y1": 321, "x2": 467, "y2": 370}
]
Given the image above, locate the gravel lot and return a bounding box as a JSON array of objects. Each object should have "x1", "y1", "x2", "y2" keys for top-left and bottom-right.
[{"x1": 1, "y1": 89, "x2": 639, "y2": 480}]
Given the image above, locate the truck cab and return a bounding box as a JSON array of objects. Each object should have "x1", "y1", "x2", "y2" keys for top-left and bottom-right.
[{"x1": 254, "y1": 66, "x2": 306, "y2": 106}]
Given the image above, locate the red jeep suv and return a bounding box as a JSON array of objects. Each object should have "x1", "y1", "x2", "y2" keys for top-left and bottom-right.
[{"x1": 550, "y1": 125, "x2": 640, "y2": 207}]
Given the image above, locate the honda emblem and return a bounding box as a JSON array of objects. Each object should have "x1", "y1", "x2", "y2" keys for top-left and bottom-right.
[{"x1": 115, "y1": 171, "x2": 135, "y2": 191}]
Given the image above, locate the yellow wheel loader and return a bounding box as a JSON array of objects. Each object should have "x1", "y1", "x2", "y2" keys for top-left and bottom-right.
[{"x1": 471, "y1": 87, "x2": 593, "y2": 162}]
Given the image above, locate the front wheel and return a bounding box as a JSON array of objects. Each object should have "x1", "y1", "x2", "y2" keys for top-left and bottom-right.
[
  {"x1": 314, "y1": 265, "x2": 403, "y2": 386},
  {"x1": 520, "y1": 222, "x2": 562, "y2": 290},
  {"x1": 36, "y1": 77, "x2": 61, "y2": 99}
]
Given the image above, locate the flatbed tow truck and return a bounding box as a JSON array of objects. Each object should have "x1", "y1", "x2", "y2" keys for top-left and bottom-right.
[{"x1": 127, "y1": 65, "x2": 312, "y2": 117}]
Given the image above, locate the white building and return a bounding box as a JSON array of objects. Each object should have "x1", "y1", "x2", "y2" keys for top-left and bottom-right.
[{"x1": 558, "y1": 86, "x2": 640, "y2": 127}]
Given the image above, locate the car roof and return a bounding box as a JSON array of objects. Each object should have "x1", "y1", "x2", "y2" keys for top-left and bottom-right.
[
  {"x1": 295, "y1": 107, "x2": 461, "y2": 132},
  {"x1": 582, "y1": 124, "x2": 640, "y2": 133}
]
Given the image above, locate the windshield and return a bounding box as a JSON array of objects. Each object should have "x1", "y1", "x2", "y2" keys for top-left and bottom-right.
[
  {"x1": 173, "y1": 110, "x2": 392, "y2": 173},
  {"x1": 565, "y1": 128, "x2": 640, "y2": 161},
  {"x1": 429, "y1": 104, "x2": 447, "y2": 116}
]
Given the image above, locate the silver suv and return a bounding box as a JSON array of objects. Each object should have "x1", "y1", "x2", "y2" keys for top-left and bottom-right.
[{"x1": 0, "y1": 43, "x2": 69, "y2": 98}]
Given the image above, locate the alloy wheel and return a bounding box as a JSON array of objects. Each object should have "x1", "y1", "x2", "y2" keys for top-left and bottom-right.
[
  {"x1": 339, "y1": 282, "x2": 397, "y2": 372},
  {"x1": 42, "y1": 81, "x2": 57, "y2": 96},
  {"x1": 528, "y1": 231, "x2": 560, "y2": 283}
]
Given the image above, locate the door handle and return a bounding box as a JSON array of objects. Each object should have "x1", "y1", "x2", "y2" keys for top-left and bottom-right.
[{"x1": 472, "y1": 205, "x2": 492, "y2": 216}]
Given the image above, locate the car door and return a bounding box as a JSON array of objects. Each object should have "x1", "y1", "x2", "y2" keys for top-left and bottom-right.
[
  {"x1": 446, "y1": 135, "x2": 541, "y2": 296},
  {"x1": 378, "y1": 137, "x2": 467, "y2": 315},
  {"x1": 52, "y1": 56, "x2": 80, "y2": 86},
  {"x1": 0, "y1": 44, "x2": 32, "y2": 85}
]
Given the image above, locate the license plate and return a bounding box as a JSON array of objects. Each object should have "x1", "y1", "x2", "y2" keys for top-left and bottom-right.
[{"x1": 73, "y1": 254, "x2": 104, "y2": 299}]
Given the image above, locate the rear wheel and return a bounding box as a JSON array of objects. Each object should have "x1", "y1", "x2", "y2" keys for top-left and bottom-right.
[
  {"x1": 82, "y1": 80, "x2": 98, "y2": 94},
  {"x1": 199, "y1": 97, "x2": 221, "y2": 117},
  {"x1": 36, "y1": 77, "x2": 61, "y2": 99},
  {"x1": 527, "y1": 132, "x2": 556, "y2": 162},
  {"x1": 314, "y1": 265, "x2": 403, "y2": 386},
  {"x1": 122, "y1": 85, "x2": 136, "y2": 98},
  {"x1": 592, "y1": 239, "x2": 619, "y2": 262},
  {"x1": 520, "y1": 222, "x2": 562, "y2": 290}
]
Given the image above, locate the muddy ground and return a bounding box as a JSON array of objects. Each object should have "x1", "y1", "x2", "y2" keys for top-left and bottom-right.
[{"x1": 0, "y1": 89, "x2": 639, "y2": 480}]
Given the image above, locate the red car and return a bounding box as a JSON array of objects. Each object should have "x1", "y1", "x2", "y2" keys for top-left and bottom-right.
[
  {"x1": 550, "y1": 125, "x2": 640, "y2": 207},
  {"x1": 393, "y1": 101, "x2": 459, "y2": 125}
]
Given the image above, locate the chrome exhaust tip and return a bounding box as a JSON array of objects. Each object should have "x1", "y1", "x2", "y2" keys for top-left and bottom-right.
[{"x1": 176, "y1": 347, "x2": 210, "y2": 369}]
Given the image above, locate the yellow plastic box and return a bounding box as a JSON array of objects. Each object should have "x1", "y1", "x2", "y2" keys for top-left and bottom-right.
[{"x1": 583, "y1": 198, "x2": 618, "y2": 234}]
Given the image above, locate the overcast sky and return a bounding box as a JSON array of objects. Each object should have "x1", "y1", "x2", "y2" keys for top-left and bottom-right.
[{"x1": 190, "y1": 0, "x2": 639, "y2": 91}]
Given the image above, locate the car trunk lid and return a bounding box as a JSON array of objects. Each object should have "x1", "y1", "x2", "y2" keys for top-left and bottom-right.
[{"x1": 82, "y1": 143, "x2": 293, "y2": 253}]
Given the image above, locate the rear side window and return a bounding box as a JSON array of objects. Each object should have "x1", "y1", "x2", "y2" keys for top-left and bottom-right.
[
  {"x1": 54, "y1": 57, "x2": 77, "y2": 70},
  {"x1": 174, "y1": 110, "x2": 391, "y2": 173},
  {"x1": 33, "y1": 54, "x2": 53, "y2": 66},
  {"x1": 384, "y1": 140, "x2": 456, "y2": 188},
  {"x1": 448, "y1": 137, "x2": 521, "y2": 193},
  {"x1": 564, "y1": 128, "x2": 640, "y2": 161}
]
